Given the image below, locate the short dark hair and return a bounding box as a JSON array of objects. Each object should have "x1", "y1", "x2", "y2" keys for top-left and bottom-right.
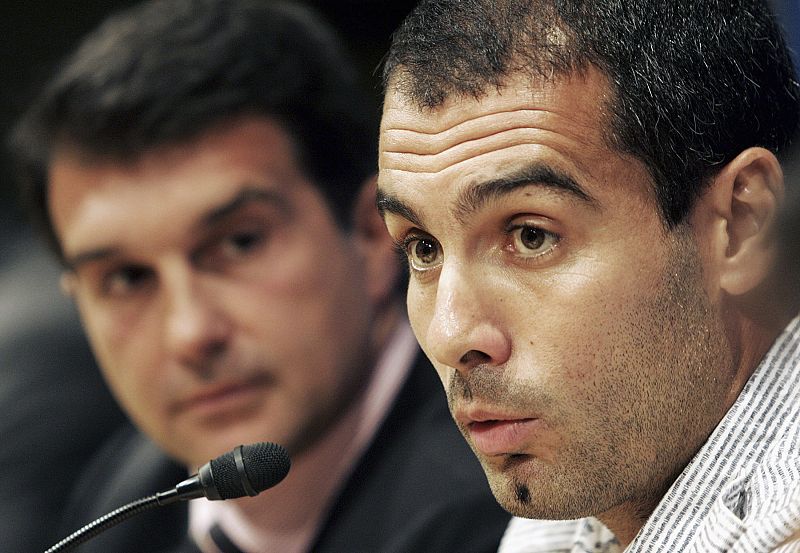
[
  {"x1": 383, "y1": 0, "x2": 800, "y2": 226},
  {"x1": 10, "y1": 0, "x2": 378, "y2": 259}
]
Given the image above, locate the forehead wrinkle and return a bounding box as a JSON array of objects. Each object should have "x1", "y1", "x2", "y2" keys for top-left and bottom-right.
[
  {"x1": 382, "y1": 107, "x2": 552, "y2": 152},
  {"x1": 382, "y1": 68, "x2": 603, "y2": 135},
  {"x1": 382, "y1": 106, "x2": 595, "y2": 155},
  {"x1": 381, "y1": 105, "x2": 603, "y2": 177},
  {"x1": 382, "y1": 94, "x2": 539, "y2": 131},
  {"x1": 382, "y1": 127, "x2": 587, "y2": 175}
]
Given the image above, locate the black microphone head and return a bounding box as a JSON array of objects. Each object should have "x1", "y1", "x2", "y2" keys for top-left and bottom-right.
[{"x1": 209, "y1": 442, "x2": 291, "y2": 500}]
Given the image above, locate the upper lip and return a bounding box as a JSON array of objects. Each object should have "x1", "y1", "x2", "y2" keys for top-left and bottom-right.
[{"x1": 454, "y1": 406, "x2": 538, "y2": 428}]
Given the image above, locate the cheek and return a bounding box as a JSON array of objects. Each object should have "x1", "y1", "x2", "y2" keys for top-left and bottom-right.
[
  {"x1": 234, "y1": 243, "x2": 375, "y2": 390},
  {"x1": 405, "y1": 284, "x2": 453, "y2": 385},
  {"x1": 503, "y1": 257, "x2": 666, "y2": 391},
  {"x1": 406, "y1": 282, "x2": 434, "y2": 351},
  {"x1": 78, "y1": 300, "x2": 166, "y2": 414},
  {"x1": 246, "y1": 227, "x2": 362, "y2": 313},
  {"x1": 241, "y1": 255, "x2": 369, "y2": 351},
  {"x1": 406, "y1": 277, "x2": 431, "y2": 329}
]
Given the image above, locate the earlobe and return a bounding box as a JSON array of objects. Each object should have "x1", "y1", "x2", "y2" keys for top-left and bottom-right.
[
  {"x1": 713, "y1": 148, "x2": 784, "y2": 296},
  {"x1": 60, "y1": 272, "x2": 78, "y2": 298}
]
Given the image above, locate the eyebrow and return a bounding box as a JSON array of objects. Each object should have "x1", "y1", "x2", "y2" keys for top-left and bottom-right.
[
  {"x1": 377, "y1": 163, "x2": 596, "y2": 227},
  {"x1": 376, "y1": 190, "x2": 424, "y2": 227},
  {"x1": 64, "y1": 247, "x2": 119, "y2": 272},
  {"x1": 201, "y1": 186, "x2": 291, "y2": 226},
  {"x1": 64, "y1": 185, "x2": 290, "y2": 272}
]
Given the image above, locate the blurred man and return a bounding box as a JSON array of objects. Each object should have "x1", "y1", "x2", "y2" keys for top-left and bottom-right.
[
  {"x1": 378, "y1": 0, "x2": 800, "y2": 551},
  {"x1": 9, "y1": 1, "x2": 510, "y2": 551}
]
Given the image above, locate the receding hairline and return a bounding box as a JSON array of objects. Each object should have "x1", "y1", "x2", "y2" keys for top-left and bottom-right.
[{"x1": 381, "y1": 0, "x2": 586, "y2": 111}]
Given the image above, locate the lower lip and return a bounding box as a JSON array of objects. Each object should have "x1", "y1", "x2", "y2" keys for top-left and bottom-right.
[
  {"x1": 468, "y1": 418, "x2": 542, "y2": 456},
  {"x1": 183, "y1": 381, "x2": 266, "y2": 420}
]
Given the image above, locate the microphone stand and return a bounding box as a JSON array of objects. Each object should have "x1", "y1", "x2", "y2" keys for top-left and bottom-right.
[
  {"x1": 44, "y1": 495, "x2": 163, "y2": 553},
  {"x1": 44, "y1": 480, "x2": 196, "y2": 552}
]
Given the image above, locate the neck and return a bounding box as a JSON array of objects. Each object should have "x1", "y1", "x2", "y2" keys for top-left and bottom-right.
[
  {"x1": 226, "y1": 402, "x2": 369, "y2": 536},
  {"x1": 204, "y1": 304, "x2": 411, "y2": 548},
  {"x1": 597, "y1": 503, "x2": 651, "y2": 549},
  {"x1": 721, "y1": 304, "x2": 786, "y2": 409},
  {"x1": 599, "y1": 306, "x2": 789, "y2": 548}
]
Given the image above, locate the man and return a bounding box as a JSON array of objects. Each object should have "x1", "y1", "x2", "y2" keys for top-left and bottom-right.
[
  {"x1": 377, "y1": 0, "x2": 800, "y2": 551},
  {"x1": 9, "y1": 1, "x2": 510, "y2": 551}
]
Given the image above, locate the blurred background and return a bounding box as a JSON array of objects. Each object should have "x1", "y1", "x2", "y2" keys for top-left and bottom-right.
[
  {"x1": 0, "y1": 1, "x2": 796, "y2": 551},
  {"x1": 775, "y1": 0, "x2": 800, "y2": 65}
]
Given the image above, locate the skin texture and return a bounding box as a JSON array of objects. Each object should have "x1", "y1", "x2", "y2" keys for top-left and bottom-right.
[
  {"x1": 48, "y1": 116, "x2": 399, "y2": 470},
  {"x1": 377, "y1": 68, "x2": 781, "y2": 545}
]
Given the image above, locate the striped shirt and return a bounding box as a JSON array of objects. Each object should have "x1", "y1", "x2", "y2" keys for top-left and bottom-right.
[{"x1": 499, "y1": 315, "x2": 800, "y2": 553}]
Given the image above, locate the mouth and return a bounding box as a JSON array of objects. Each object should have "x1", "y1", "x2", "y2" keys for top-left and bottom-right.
[
  {"x1": 175, "y1": 373, "x2": 273, "y2": 419},
  {"x1": 457, "y1": 409, "x2": 542, "y2": 457}
]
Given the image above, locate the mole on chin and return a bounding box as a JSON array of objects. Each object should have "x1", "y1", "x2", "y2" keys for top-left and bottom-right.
[{"x1": 515, "y1": 483, "x2": 531, "y2": 505}]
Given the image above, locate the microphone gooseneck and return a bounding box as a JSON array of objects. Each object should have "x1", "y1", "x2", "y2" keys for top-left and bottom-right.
[{"x1": 44, "y1": 442, "x2": 290, "y2": 553}]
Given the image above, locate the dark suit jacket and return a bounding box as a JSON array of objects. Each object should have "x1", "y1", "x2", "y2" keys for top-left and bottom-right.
[{"x1": 54, "y1": 354, "x2": 511, "y2": 552}]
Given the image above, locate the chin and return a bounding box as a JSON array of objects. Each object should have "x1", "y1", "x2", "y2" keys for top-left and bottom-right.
[{"x1": 483, "y1": 459, "x2": 594, "y2": 520}]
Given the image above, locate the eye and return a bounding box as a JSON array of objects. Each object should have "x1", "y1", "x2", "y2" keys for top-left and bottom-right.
[
  {"x1": 195, "y1": 225, "x2": 269, "y2": 270},
  {"x1": 404, "y1": 235, "x2": 443, "y2": 272},
  {"x1": 102, "y1": 265, "x2": 153, "y2": 297},
  {"x1": 508, "y1": 223, "x2": 559, "y2": 259},
  {"x1": 220, "y1": 230, "x2": 264, "y2": 257}
]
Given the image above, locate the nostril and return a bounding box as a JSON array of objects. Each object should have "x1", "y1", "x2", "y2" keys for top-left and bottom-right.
[{"x1": 459, "y1": 349, "x2": 492, "y2": 367}]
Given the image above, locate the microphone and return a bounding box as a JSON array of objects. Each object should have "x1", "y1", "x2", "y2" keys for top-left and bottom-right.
[
  {"x1": 45, "y1": 442, "x2": 290, "y2": 553},
  {"x1": 157, "y1": 442, "x2": 291, "y2": 504}
]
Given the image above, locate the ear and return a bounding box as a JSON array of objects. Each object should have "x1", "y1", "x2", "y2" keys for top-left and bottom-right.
[
  {"x1": 60, "y1": 271, "x2": 78, "y2": 298},
  {"x1": 350, "y1": 175, "x2": 402, "y2": 304},
  {"x1": 694, "y1": 147, "x2": 783, "y2": 297}
]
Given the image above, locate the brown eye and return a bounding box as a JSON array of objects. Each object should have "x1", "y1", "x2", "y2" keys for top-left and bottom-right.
[
  {"x1": 510, "y1": 224, "x2": 559, "y2": 258},
  {"x1": 519, "y1": 226, "x2": 545, "y2": 250},
  {"x1": 407, "y1": 236, "x2": 442, "y2": 271},
  {"x1": 415, "y1": 239, "x2": 437, "y2": 263}
]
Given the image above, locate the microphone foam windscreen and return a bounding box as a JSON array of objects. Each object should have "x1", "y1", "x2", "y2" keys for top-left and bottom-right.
[{"x1": 211, "y1": 442, "x2": 291, "y2": 499}]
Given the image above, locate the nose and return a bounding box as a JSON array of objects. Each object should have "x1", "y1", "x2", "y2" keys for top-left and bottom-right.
[
  {"x1": 162, "y1": 265, "x2": 231, "y2": 374},
  {"x1": 424, "y1": 261, "x2": 511, "y2": 374}
]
